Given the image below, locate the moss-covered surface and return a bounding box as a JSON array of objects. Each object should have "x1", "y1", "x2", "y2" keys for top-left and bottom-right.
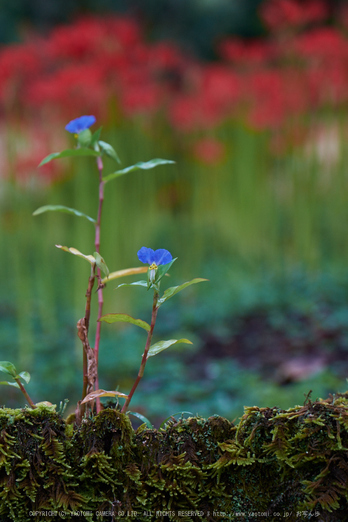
[{"x1": 1, "y1": 395, "x2": 348, "y2": 521}]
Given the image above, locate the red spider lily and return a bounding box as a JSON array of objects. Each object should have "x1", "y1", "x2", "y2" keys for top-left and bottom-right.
[
  {"x1": 0, "y1": 44, "x2": 42, "y2": 105},
  {"x1": 245, "y1": 68, "x2": 308, "y2": 129},
  {"x1": 293, "y1": 28, "x2": 348, "y2": 63},
  {"x1": 0, "y1": 0, "x2": 347, "y2": 177},
  {"x1": 25, "y1": 63, "x2": 107, "y2": 116},
  {"x1": 260, "y1": 0, "x2": 329, "y2": 32},
  {"x1": 46, "y1": 15, "x2": 141, "y2": 61},
  {"x1": 169, "y1": 65, "x2": 240, "y2": 131},
  {"x1": 218, "y1": 38, "x2": 274, "y2": 67},
  {"x1": 120, "y1": 81, "x2": 165, "y2": 117}
]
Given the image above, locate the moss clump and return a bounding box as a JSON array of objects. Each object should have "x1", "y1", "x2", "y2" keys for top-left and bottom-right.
[
  {"x1": 0, "y1": 405, "x2": 85, "y2": 522},
  {"x1": 1, "y1": 396, "x2": 348, "y2": 521}
]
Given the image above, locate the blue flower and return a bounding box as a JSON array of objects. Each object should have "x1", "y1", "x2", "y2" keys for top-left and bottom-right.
[
  {"x1": 65, "y1": 115, "x2": 96, "y2": 134},
  {"x1": 137, "y1": 247, "x2": 172, "y2": 268}
]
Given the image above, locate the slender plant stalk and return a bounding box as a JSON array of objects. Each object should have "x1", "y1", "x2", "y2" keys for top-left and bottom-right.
[
  {"x1": 15, "y1": 378, "x2": 35, "y2": 409},
  {"x1": 81, "y1": 273, "x2": 95, "y2": 403},
  {"x1": 121, "y1": 288, "x2": 159, "y2": 413},
  {"x1": 94, "y1": 156, "x2": 105, "y2": 413}
]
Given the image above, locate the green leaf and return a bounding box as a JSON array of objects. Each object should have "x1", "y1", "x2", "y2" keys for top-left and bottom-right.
[
  {"x1": 116, "y1": 281, "x2": 148, "y2": 289},
  {"x1": 33, "y1": 205, "x2": 96, "y2": 224},
  {"x1": 77, "y1": 129, "x2": 92, "y2": 147},
  {"x1": 147, "y1": 339, "x2": 192, "y2": 357},
  {"x1": 99, "y1": 313, "x2": 150, "y2": 332},
  {"x1": 18, "y1": 371, "x2": 30, "y2": 384},
  {"x1": 155, "y1": 258, "x2": 177, "y2": 285},
  {"x1": 103, "y1": 158, "x2": 175, "y2": 183},
  {"x1": 93, "y1": 252, "x2": 109, "y2": 277},
  {"x1": 91, "y1": 127, "x2": 102, "y2": 147},
  {"x1": 0, "y1": 361, "x2": 17, "y2": 378},
  {"x1": 0, "y1": 381, "x2": 20, "y2": 388},
  {"x1": 39, "y1": 148, "x2": 100, "y2": 166},
  {"x1": 98, "y1": 140, "x2": 121, "y2": 164},
  {"x1": 55, "y1": 245, "x2": 96, "y2": 266},
  {"x1": 127, "y1": 411, "x2": 154, "y2": 429},
  {"x1": 158, "y1": 278, "x2": 208, "y2": 306}
]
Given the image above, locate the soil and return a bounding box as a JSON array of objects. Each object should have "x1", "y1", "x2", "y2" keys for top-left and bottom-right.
[{"x1": 192, "y1": 309, "x2": 348, "y2": 384}]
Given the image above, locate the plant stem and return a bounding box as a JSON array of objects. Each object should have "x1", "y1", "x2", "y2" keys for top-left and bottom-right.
[
  {"x1": 121, "y1": 288, "x2": 159, "y2": 413},
  {"x1": 81, "y1": 273, "x2": 95, "y2": 404},
  {"x1": 94, "y1": 155, "x2": 105, "y2": 413},
  {"x1": 15, "y1": 378, "x2": 35, "y2": 409}
]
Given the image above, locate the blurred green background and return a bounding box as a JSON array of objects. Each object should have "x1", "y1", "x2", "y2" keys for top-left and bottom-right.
[{"x1": 1, "y1": 0, "x2": 348, "y2": 426}]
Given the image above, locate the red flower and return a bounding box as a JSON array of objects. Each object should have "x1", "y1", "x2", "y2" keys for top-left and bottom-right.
[
  {"x1": 293, "y1": 28, "x2": 348, "y2": 63},
  {"x1": 120, "y1": 82, "x2": 165, "y2": 116},
  {"x1": 46, "y1": 15, "x2": 141, "y2": 62},
  {"x1": 218, "y1": 38, "x2": 273, "y2": 67},
  {"x1": 260, "y1": 0, "x2": 329, "y2": 32},
  {"x1": 169, "y1": 65, "x2": 240, "y2": 131},
  {"x1": 25, "y1": 63, "x2": 107, "y2": 116},
  {"x1": 0, "y1": 44, "x2": 42, "y2": 104}
]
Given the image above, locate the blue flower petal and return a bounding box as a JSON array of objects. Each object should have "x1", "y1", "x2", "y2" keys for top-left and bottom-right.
[
  {"x1": 65, "y1": 115, "x2": 96, "y2": 134},
  {"x1": 137, "y1": 247, "x2": 172, "y2": 266},
  {"x1": 153, "y1": 249, "x2": 172, "y2": 265},
  {"x1": 137, "y1": 247, "x2": 155, "y2": 264}
]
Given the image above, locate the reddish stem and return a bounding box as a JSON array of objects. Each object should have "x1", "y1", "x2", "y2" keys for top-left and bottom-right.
[
  {"x1": 15, "y1": 378, "x2": 35, "y2": 409},
  {"x1": 121, "y1": 289, "x2": 159, "y2": 413},
  {"x1": 94, "y1": 155, "x2": 105, "y2": 413}
]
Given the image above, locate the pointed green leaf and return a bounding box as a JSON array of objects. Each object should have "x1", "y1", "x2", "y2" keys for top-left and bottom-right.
[
  {"x1": 158, "y1": 278, "x2": 208, "y2": 306},
  {"x1": 33, "y1": 205, "x2": 96, "y2": 224},
  {"x1": 98, "y1": 140, "x2": 121, "y2": 164},
  {"x1": 127, "y1": 411, "x2": 154, "y2": 429},
  {"x1": 0, "y1": 361, "x2": 17, "y2": 378},
  {"x1": 39, "y1": 148, "x2": 101, "y2": 166},
  {"x1": 55, "y1": 245, "x2": 96, "y2": 266},
  {"x1": 116, "y1": 281, "x2": 148, "y2": 289},
  {"x1": 94, "y1": 252, "x2": 109, "y2": 277},
  {"x1": 18, "y1": 371, "x2": 30, "y2": 384},
  {"x1": 103, "y1": 158, "x2": 175, "y2": 183},
  {"x1": 0, "y1": 381, "x2": 20, "y2": 388},
  {"x1": 155, "y1": 258, "x2": 177, "y2": 284},
  {"x1": 91, "y1": 127, "x2": 102, "y2": 147},
  {"x1": 147, "y1": 339, "x2": 192, "y2": 357},
  {"x1": 99, "y1": 313, "x2": 150, "y2": 332}
]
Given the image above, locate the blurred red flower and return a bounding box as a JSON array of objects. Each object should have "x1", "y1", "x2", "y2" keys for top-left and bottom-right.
[
  {"x1": 25, "y1": 63, "x2": 107, "y2": 116},
  {"x1": 260, "y1": 0, "x2": 329, "y2": 32},
  {"x1": 218, "y1": 38, "x2": 273, "y2": 67},
  {"x1": 169, "y1": 65, "x2": 240, "y2": 131},
  {"x1": 0, "y1": 0, "x2": 347, "y2": 184}
]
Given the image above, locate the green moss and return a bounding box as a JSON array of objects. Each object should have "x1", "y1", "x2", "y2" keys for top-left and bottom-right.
[{"x1": 1, "y1": 398, "x2": 348, "y2": 520}]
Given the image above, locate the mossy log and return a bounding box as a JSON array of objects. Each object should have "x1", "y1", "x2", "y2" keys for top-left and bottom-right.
[{"x1": 1, "y1": 394, "x2": 348, "y2": 521}]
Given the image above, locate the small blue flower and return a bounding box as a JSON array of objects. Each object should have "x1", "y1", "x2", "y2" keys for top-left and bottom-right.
[
  {"x1": 137, "y1": 247, "x2": 172, "y2": 268},
  {"x1": 65, "y1": 115, "x2": 96, "y2": 134}
]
